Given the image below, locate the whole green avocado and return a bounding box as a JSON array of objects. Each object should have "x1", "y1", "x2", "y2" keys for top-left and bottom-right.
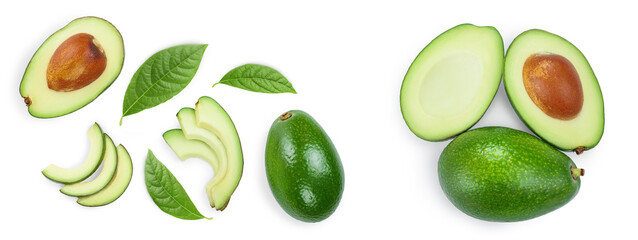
[
  {"x1": 438, "y1": 126, "x2": 583, "y2": 222},
  {"x1": 265, "y1": 110, "x2": 345, "y2": 223}
]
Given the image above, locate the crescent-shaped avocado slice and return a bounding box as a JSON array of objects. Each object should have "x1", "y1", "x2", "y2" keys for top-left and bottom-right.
[
  {"x1": 60, "y1": 134, "x2": 118, "y2": 197},
  {"x1": 163, "y1": 129, "x2": 219, "y2": 208},
  {"x1": 177, "y1": 107, "x2": 228, "y2": 209},
  {"x1": 77, "y1": 144, "x2": 133, "y2": 207},
  {"x1": 42, "y1": 123, "x2": 105, "y2": 183},
  {"x1": 195, "y1": 96, "x2": 243, "y2": 211}
]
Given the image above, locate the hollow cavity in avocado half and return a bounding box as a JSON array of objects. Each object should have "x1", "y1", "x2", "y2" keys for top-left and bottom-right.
[
  {"x1": 400, "y1": 24, "x2": 504, "y2": 141},
  {"x1": 503, "y1": 29, "x2": 604, "y2": 154},
  {"x1": 20, "y1": 16, "x2": 124, "y2": 118}
]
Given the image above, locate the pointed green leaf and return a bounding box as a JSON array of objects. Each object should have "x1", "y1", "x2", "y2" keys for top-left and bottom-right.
[
  {"x1": 121, "y1": 44, "x2": 208, "y2": 125},
  {"x1": 144, "y1": 150, "x2": 211, "y2": 220},
  {"x1": 214, "y1": 64, "x2": 296, "y2": 94}
]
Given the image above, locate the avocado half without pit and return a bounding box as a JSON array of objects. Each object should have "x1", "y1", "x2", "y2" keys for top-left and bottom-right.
[
  {"x1": 20, "y1": 16, "x2": 124, "y2": 118},
  {"x1": 400, "y1": 24, "x2": 504, "y2": 141},
  {"x1": 504, "y1": 29, "x2": 604, "y2": 153}
]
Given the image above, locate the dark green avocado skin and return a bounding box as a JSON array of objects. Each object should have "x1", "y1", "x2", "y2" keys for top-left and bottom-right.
[
  {"x1": 438, "y1": 127, "x2": 581, "y2": 222},
  {"x1": 265, "y1": 110, "x2": 345, "y2": 222}
]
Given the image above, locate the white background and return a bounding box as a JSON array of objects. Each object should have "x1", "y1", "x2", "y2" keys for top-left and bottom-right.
[{"x1": 1, "y1": 0, "x2": 636, "y2": 239}]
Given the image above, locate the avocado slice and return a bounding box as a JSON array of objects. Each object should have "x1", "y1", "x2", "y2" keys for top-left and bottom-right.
[
  {"x1": 163, "y1": 129, "x2": 219, "y2": 208},
  {"x1": 265, "y1": 110, "x2": 345, "y2": 222},
  {"x1": 400, "y1": 24, "x2": 504, "y2": 141},
  {"x1": 60, "y1": 134, "x2": 118, "y2": 197},
  {"x1": 195, "y1": 96, "x2": 244, "y2": 211},
  {"x1": 42, "y1": 123, "x2": 105, "y2": 183},
  {"x1": 177, "y1": 107, "x2": 232, "y2": 210},
  {"x1": 438, "y1": 127, "x2": 583, "y2": 222},
  {"x1": 504, "y1": 29, "x2": 604, "y2": 153},
  {"x1": 77, "y1": 144, "x2": 133, "y2": 207},
  {"x1": 20, "y1": 16, "x2": 124, "y2": 118}
]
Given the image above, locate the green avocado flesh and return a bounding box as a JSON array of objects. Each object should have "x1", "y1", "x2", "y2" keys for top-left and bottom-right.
[
  {"x1": 438, "y1": 127, "x2": 582, "y2": 222},
  {"x1": 265, "y1": 110, "x2": 345, "y2": 222},
  {"x1": 174, "y1": 96, "x2": 243, "y2": 210},
  {"x1": 20, "y1": 16, "x2": 124, "y2": 118},
  {"x1": 77, "y1": 145, "x2": 133, "y2": 207},
  {"x1": 42, "y1": 123, "x2": 105, "y2": 183},
  {"x1": 504, "y1": 29, "x2": 604, "y2": 153},
  {"x1": 163, "y1": 129, "x2": 219, "y2": 208},
  {"x1": 400, "y1": 24, "x2": 504, "y2": 141},
  {"x1": 61, "y1": 134, "x2": 118, "y2": 197}
]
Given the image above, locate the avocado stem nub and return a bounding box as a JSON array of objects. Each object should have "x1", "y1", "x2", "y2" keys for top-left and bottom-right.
[
  {"x1": 570, "y1": 166, "x2": 584, "y2": 180},
  {"x1": 24, "y1": 97, "x2": 31, "y2": 106},
  {"x1": 574, "y1": 146, "x2": 587, "y2": 155},
  {"x1": 279, "y1": 112, "x2": 292, "y2": 121}
]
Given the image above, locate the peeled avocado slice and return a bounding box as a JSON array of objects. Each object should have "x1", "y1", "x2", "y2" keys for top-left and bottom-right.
[
  {"x1": 42, "y1": 123, "x2": 105, "y2": 183},
  {"x1": 20, "y1": 17, "x2": 124, "y2": 118},
  {"x1": 163, "y1": 129, "x2": 219, "y2": 208},
  {"x1": 400, "y1": 24, "x2": 504, "y2": 141},
  {"x1": 504, "y1": 29, "x2": 604, "y2": 153},
  {"x1": 195, "y1": 97, "x2": 243, "y2": 210},
  {"x1": 177, "y1": 107, "x2": 229, "y2": 209},
  {"x1": 77, "y1": 145, "x2": 133, "y2": 207},
  {"x1": 60, "y1": 134, "x2": 118, "y2": 197}
]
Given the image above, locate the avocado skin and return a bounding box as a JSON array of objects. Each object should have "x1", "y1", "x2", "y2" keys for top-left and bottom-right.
[
  {"x1": 265, "y1": 110, "x2": 345, "y2": 222},
  {"x1": 438, "y1": 127, "x2": 580, "y2": 222}
]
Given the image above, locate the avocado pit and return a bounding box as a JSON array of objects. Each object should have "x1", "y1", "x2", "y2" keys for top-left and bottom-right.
[
  {"x1": 522, "y1": 53, "x2": 583, "y2": 120},
  {"x1": 46, "y1": 33, "x2": 107, "y2": 92}
]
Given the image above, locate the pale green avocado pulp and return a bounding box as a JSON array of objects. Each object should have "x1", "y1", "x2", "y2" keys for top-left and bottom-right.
[
  {"x1": 20, "y1": 16, "x2": 124, "y2": 118},
  {"x1": 77, "y1": 144, "x2": 133, "y2": 207},
  {"x1": 175, "y1": 97, "x2": 243, "y2": 211},
  {"x1": 163, "y1": 129, "x2": 219, "y2": 208},
  {"x1": 400, "y1": 24, "x2": 504, "y2": 141},
  {"x1": 504, "y1": 29, "x2": 604, "y2": 152},
  {"x1": 61, "y1": 134, "x2": 118, "y2": 197},
  {"x1": 42, "y1": 123, "x2": 105, "y2": 183},
  {"x1": 195, "y1": 96, "x2": 243, "y2": 211}
]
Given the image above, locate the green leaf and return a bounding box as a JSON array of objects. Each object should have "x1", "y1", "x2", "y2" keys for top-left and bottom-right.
[
  {"x1": 121, "y1": 44, "x2": 208, "y2": 125},
  {"x1": 144, "y1": 150, "x2": 211, "y2": 220},
  {"x1": 213, "y1": 64, "x2": 296, "y2": 94}
]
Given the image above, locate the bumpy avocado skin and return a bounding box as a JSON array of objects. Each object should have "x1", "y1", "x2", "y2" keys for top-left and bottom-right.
[
  {"x1": 265, "y1": 110, "x2": 345, "y2": 222},
  {"x1": 438, "y1": 127, "x2": 581, "y2": 222}
]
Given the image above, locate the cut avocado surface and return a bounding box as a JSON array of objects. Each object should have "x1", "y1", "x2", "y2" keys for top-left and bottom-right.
[
  {"x1": 77, "y1": 144, "x2": 133, "y2": 207},
  {"x1": 20, "y1": 16, "x2": 124, "y2": 118},
  {"x1": 163, "y1": 129, "x2": 219, "y2": 208},
  {"x1": 42, "y1": 123, "x2": 105, "y2": 183},
  {"x1": 177, "y1": 107, "x2": 230, "y2": 209},
  {"x1": 504, "y1": 29, "x2": 604, "y2": 153},
  {"x1": 61, "y1": 134, "x2": 118, "y2": 197},
  {"x1": 164, "y1": 129, "x2": 219, "y2": 171},
  {"x1": 195, "y1": 96, "x2": 244, "y2": 211},
  {"x1": 400, "y1": 24, "x2": 504, "y2": 141}
]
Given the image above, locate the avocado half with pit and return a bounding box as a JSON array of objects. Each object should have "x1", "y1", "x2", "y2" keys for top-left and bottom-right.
[
  {"x1": 20, "y1": 16, "x2": 124, "y2": 118},
  {"x1": 504, "y1": 29, "x2": 604, "y2": 153},
  {"x1": 400, "y1": 24, "x2": 504, "y2": 141}
]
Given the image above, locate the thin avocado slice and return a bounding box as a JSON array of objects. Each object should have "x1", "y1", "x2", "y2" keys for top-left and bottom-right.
[
  {"x1": 503, "y1": 29, "x2": 604, "y2": 153},
  {"x1": 195, "y1": 96, "x2": 243, "y2": 211},
  {"x1": 61, "y1": 134, "x2": 118, "y2": 197},
  {"x1": 163, "y1": 129, "x2": 219, "y2": 208},
  {"x1": 400, "y1": 24, "x2": 504, "y2": 141},
  {"x1": 42, "y1": 123, "x2": 105, "y2": 183},
  {"x1": 177, "y1": 107, "x2": 228, "y2": 209},
  {"x1": 77, "y1": 144, "x2": 133, "y2": 207},
  {"x1": 20, "y1": 17, "x2": 124, "y2": 118}
]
